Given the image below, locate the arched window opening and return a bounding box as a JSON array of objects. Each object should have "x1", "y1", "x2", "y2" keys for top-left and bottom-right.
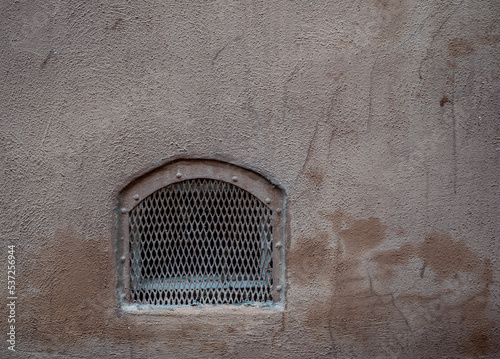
[{"x1": 117, "y1": 159, "x2": 285, "y2": 307}]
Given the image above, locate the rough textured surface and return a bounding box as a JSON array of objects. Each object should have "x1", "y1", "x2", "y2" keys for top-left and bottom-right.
[{"x1": 1, "y1": 0, "x2": 499, "y2": 358}]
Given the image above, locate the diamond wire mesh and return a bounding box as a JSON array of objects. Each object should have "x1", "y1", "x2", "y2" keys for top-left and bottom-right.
[{"x1": 129, "y1": 178, "x2": 273, "y2": 305}]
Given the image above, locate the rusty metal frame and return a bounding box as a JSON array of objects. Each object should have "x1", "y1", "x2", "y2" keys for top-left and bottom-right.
[{"x1": 117, "y1": 159, "x2": 286, "y2": 308}]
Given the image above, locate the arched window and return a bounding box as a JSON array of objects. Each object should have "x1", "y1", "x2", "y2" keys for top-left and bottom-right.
[{"x1": 117, "y1": 159, "x2": 285, "y2": 307}]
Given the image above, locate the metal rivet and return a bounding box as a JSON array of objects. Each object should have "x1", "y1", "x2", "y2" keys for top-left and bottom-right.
[
  {"x1": 265, "y1": 198, "x2": 271, "y2": 204},
  {"x1": 275, "y1": 242, "x2": 282, "y2": 249},
  {"x1": 120, "y1": 207, "x2": 127, "y2": 213},
  {"x1": 133, "y1": 194, "x2": 139, "y2": 200},
  {"x1": 276, "y1": 208, "x2": 282, "y2": 214},
  {"x1": 276, "y1": 285, "x2": 282, "y2": 292},
  {"x1": 232, "y1": 176, "x2": 238, "y2": 182},
  {"x1": 120, "y1": 256, "x2": 126, "y2": 262},
  {"x1": 176, "y1": 170, "x2": 182, "y2": 178}
]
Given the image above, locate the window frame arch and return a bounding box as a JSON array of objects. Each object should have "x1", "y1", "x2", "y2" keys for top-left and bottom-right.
[{"x1": 117, "y1": 159, "x2": 286, "y2": 309}]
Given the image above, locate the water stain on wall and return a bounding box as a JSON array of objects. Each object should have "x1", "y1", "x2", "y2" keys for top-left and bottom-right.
[
  {"x1": 23, "y1": 227, "x2": 287, "y2": 356},
  {"x1": 372, "y1": 232, "x2": 497, "y2": 355},
  {"x1": 24, "y1": 227, "x2": 115, "y2": 351},
  {"x1": 448, "y1": 38, "x2": 475, "y2": 57},
  {"x1": 291, "y1": 216, "x2": 409, "y2": 356},
  {"x1": 289, "y1": 211, "x2": 499, "y2": 357},
  {"x1": 18, "y1": 219, "x2": 499, "y2": 357},
  {"x1": 304, "y1": 167, "x2": 325, "y2": 187}
]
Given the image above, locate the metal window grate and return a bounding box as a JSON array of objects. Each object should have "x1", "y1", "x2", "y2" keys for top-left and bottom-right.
[{"x1": 128, "y1": 178, "x2": 273, "y2": 306}]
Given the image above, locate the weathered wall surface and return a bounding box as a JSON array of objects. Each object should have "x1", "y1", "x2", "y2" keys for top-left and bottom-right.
[{"x1": 1, "y1": 0, "x2": 499, "y2": 358}]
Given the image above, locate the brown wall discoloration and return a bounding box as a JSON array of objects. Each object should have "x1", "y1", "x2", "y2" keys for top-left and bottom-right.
[
  {"x1": 2, "y1": 0, "x2": 499, "y2": 357},
  {"x1": 440, "y1": 95, "x2": 451, "y2": 107},
  {"x1": 304, "y1": 167, "x2": 325, "y2": 187},
  {"x1": 22, "y1": 227, "x2": 117, "y2": 351},
  {"x1": 293, "y1": 216, "x2": 499, "y2": 357},
  {"x1": 289, "y1": 231, "x2": 334, "y2": 285},
  {"x1": 17, "y1": 227, "x2": 290, "y2": 356},
  {"x1": 418, "y1": 232, "x2": 482, "y2": 280},
  {"x1": 372, "y1": 242, "x2": 414, "y2": 281},
  {"x1": 372, "y1": 232, "x2": 484, "y2": 282},
  {"x1": 199, "y1": 341, "x2": 229, "y2": 357},
  {"x1": 339, "y1": 218, "x2": 386, "y2": 254},
  {"x1": 448, "y1": 38, "x2": 475, "y2": 57},
  {"x1": 298, "y1": 223, "x2": 412, "y2": 357},
  {"x1": 326, "y1": 210, "x2": 386, "y2": 254}
]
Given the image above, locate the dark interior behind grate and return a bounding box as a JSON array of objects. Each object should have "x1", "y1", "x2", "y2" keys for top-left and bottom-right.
[{"x1": 129, "y1": 178, "x2": 273, "y2": 305}]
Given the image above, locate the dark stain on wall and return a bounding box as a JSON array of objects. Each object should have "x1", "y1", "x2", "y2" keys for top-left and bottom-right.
[
  {"x1": 24, "y1": 227, "x2": 115, "y2": 351},
  {"x1": 304, "y1": 167, "x2": 325, "y2": 187},
  {"x1": 200, "y1": 341, "x2": 229, "y2": 357},
  {"x1": 440, "y1": 95, "x2": 451, "y2": 107},
  {"x1": 289, "y1": 231, "x2": 333, "y2": 285},
  {"x1": 289, "y1": 212, "x2": 499, "y2": 357},
  {"x1": 417, "y1": 233, "x2": 482, "y2": 280},
  {"x1": 326, "y1": 210, "x2": 387, "y2": 254},
  {"x1": 372, "y1": 242, "x2": 414, "y2": 281},
  {"x1": 23, "y1": 228, "x2": 290, "y2": 356},
  {"x1": 448, "y1": 38, "x2": 475, "y2": 57}
]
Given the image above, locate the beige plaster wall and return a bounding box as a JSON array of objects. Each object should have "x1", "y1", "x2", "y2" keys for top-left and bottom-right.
[{"x1": 1, "y1": 0, "x2": 499, "y2": 358}]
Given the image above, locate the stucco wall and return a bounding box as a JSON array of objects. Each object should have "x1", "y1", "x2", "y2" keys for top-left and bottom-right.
[{"x1": 1, "y1": 1, "x2": 499, "y2": 358}]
